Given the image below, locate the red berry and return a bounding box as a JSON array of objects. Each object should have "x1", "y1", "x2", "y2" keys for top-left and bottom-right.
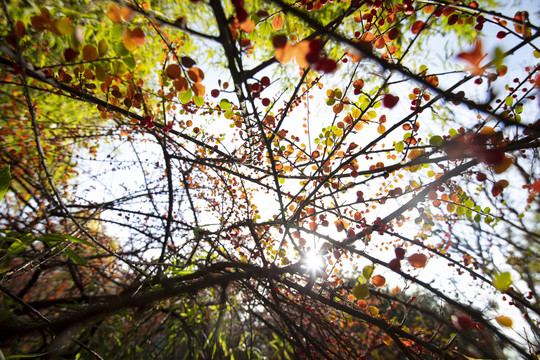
[{"x1": 261, "y1": 76, "x2": 270, "y2": 87}]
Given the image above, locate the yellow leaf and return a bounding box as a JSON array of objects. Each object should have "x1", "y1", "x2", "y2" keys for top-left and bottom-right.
[
  {"x1": 493, "y1": 271, "x2": 512, "y2": 291},
  {"x1": 495, "y1": 316, "x2": 513, "y2": 327},
  {"x1": 368, "y1": 306, "x2": 379, "y2": 316},
  {"x1": 56, "y1": 18, "x2": 74, "y2": 35},
  {"x1": 98, "y1": 40, "x2": 108, "y2": 57}
]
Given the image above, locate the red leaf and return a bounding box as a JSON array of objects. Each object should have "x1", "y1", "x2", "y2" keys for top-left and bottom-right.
[
  {"x1": 383, "y1": 94, "x2": 399, "y2": 108},
  {"x1": 452, "y1": 314, "x2": 476, "y2": 330},
  {"x1": 315, "y1": 58, "x2": 337, "y2": 74},
  {"x1": 388, "y1": 258, "x2": 401, "y2": 272}
]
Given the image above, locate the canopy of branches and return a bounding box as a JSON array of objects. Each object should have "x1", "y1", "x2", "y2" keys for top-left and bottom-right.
[{"x1": 0, "y1": 0, "x2": 539, "y2": 359}]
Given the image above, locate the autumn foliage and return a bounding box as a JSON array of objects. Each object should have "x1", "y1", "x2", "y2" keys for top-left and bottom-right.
[{"x1": 0, "y1": 0, "x2": 539, "y2": 359}]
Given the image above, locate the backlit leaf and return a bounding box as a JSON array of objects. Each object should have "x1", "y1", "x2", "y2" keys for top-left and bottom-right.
[
  {"x1": 353, "y1": 283, "x2": 369, "y2": 299},
  {"x1": 411, "y1": 20, "x2": 425, "y2": 34},
  {"x1": 372, "y1": 275, "x2": 386, "y2": 287},
  {"x1": 272, "y1": 15, "x2": 284, "y2": 30},
  {"x1": 407, "y1": 253, "x2": 428, "y2": 268},
  {"x1": 82, "y1": 44, "x2": 98, "y2": 61},
  {"x1": 495, "y1": 316, "x2": 513, "y2": 327},
  {"x1": 457, "y1": 40, "x2": 486, "y2": 76},
  {"x1": 0, "y1": 166, "x2": 10, "y2": 201},
  {"x1": 166, "y1": 64, "x2": 181, "y2": 79},
  {"x1": 362, "y1": 265, "x2": 373, "y2": 280},
  {"x1": 493, "y1": 272, "x2": 512, "y2": 291},
  {"x1": 107, "y1": 4, "x2": 122, "y2": 23},
  {"x1": 64, "y1": 249, "x2": 88, "y2": 266}
]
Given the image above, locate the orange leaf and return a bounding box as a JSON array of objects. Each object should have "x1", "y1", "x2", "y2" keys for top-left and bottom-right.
[
  {"x1": 272, "y1": 15, "x2": 284, "y2": 30},
  {"x1": 457, "y1": 40, "x2": 487, "y2": 76},
  {"x1": 166, "y1": 64, "x2": 181, "y2": 79},
  {"x1": 407, "y1": 253, "x2": 428, "y2": 268},
  {"x1": 333, "y1": 103, "x2": 344, "y2": 114},
  {"x1": 293, "y1": 40, "x2": 310, "y2": 68},
  {"x1": 360, "y1": 32, "x2": 375, "y2": 42},
  {"x1": 173, "y1": 77, "x2": 189, "y2": 92},
  {"x1": 240, "y1": 19, "x2": 255, "y2": 33},
  {"x1": 123, "y1": 28, "x2": 146, "y2": 51},
  {"x1": 106, "y1": 4, "x2": 122, "y2": 23},
  {"x1": 82, "y1": 44, "x2": 99, "y2": 61},
  {"x1": 275, "y1": 42, "x2": 294, "y2": 64},
  {"x1": 372, "y1": 275, "x2": 386, "y2": 287},
  {"x1": 192, "y1": 82, "x2": 205, "y2": 97},
  {"x1": 120, "y1": 6, "x2": 134, "y2": 22},
  {"x1": 374, "y1": 37, "x2": 386, "y2": 49},
  {"x1": 426, "y1": 75, "x2": 439, "y2": 87},
  {"x1": 411, "y1": 20, "x2": 425, "y2": 34},
  {"x1": 187, "y1": 67, "x2": 204, "y2": 82},
  {"x1": 131, "y1": 28, "x2": 146, "y2": 45}
]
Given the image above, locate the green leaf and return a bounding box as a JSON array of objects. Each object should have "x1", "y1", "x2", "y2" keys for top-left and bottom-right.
[
  {"x1": 395, "y1": 141, "x2": 404, "y2": 153},
  {"x1": 64, "y1": 249, "x2": 88, "y2": 266},
  {"x1": 493, "y1": 47, "x2": 506, "y2": 68},
  {"x1": 219, "y1": 99, "x2": 231, "y2": 110},
  {"x1": 353, "y1": 283, "x2": 369, "y2": 299},
  {"x1": 0, "y1": 165, "x2": 10, "y2": 201},
  {"x1": 259, "y1": 21, "x2": 271, "y2": 37},
  {"x1": 115, "y1": 42, "x2": 130, "y2": 57},
  {"x1": 39, "y1": 234, "x2": 94, "y2": 247},
  {"x1": 193, "y1": 95, "x2": 204, "y2": 107},
  {"x1": 493, "y1": 271, "x2": 512, "y2": 291},
  {"x1": 6, "y1": 240, "x2": 28, "y2": 255},
  {"x1": 429, "y1": 135, "x2": 443, "y2": 146},
  {"x1": 5, "y1": 354, "x2": 48, "y2": 360},
  {"x1": 111, "y1": 23, "x2": 123, "y2": 39},
  {"x1": 179, "y1": 89, "x2": 192, "y2": 103},
  {"x1": 362, "y1": 265, "x2": 373, "y2": 280},
  {"x1": 224, "y1": 109, "x2": 234, "y2": 119},
  {"x1": 0, "y1": 236, "x2": 22, "y2": 243},
  {"x1": 123, "y1": 56, "x2": 136, "y2": 69}
]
